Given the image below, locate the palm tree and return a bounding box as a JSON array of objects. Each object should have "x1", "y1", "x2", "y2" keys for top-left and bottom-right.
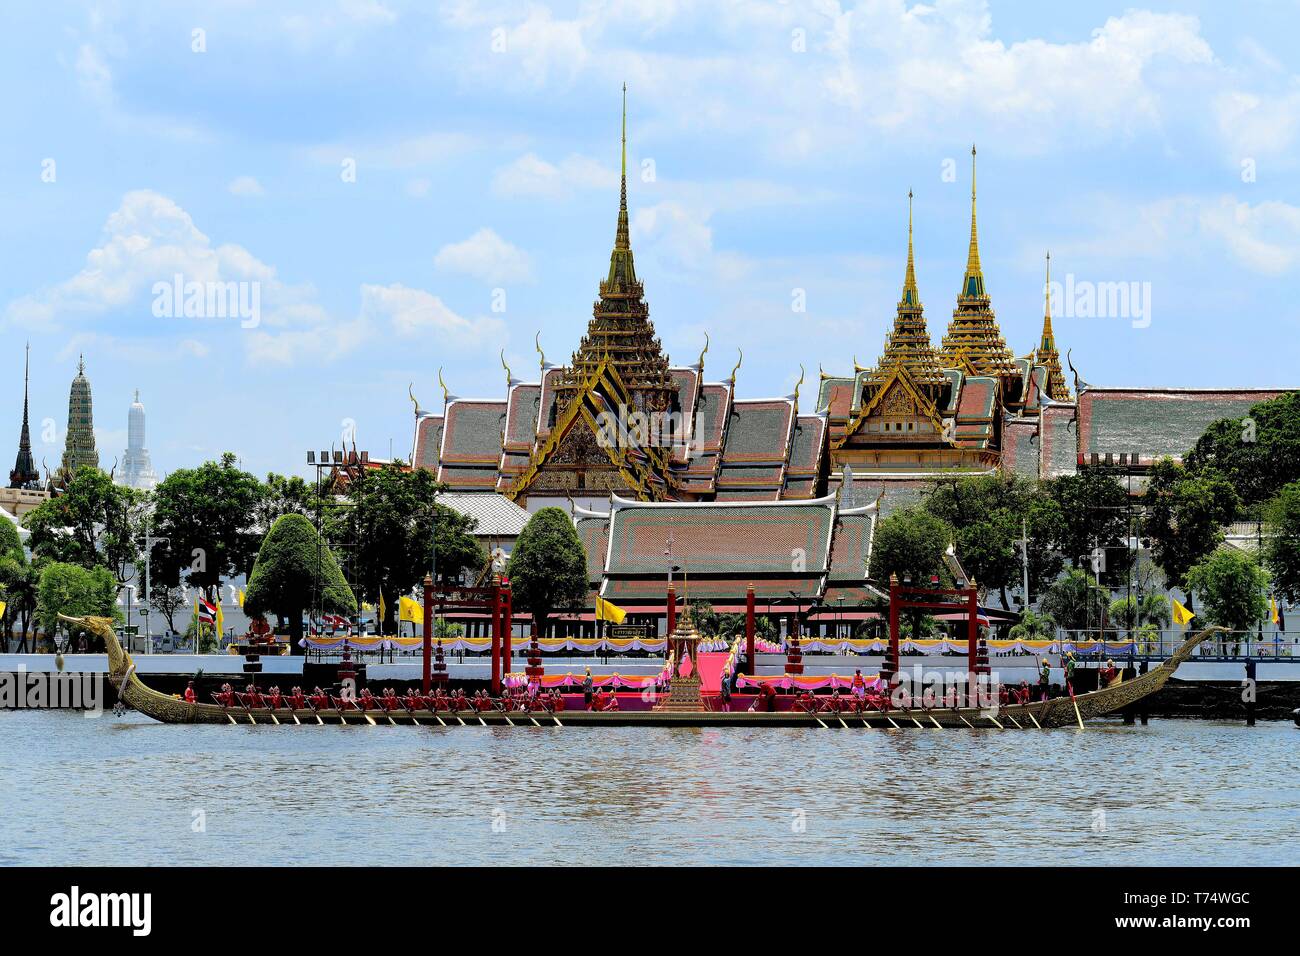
[
  {"x1": 1041, "y1": 568, "x2": 1109, "y2": 634},
  {"x1": 1009, "y1": 608, "x2": 1056, "y2": 641}
]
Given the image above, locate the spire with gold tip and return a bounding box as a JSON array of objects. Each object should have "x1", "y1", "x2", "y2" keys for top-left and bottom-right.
[
  {"x1": 867, "y1": 190, "x2": 946, "y2": 393},
  {"x1": 939, "y1": 145, "x2": 1017, "y2": 384},
  {"x1": 556, "y1": 83, "x2": 674, "y2": 413},
  {"x1": 1036, "y1": 251, "x2": 1071, "y2": 402}
]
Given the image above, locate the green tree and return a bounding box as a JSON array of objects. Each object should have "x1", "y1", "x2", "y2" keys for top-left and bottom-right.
[
  {"x1": 1185, "y1": 550, "x2": 1270, "y2": 634},
  {"x1": 151, "y1": 453, "x2": 266, "y2": 593},
  {"x1": 507, "y1": 507, "x2": 588, "y2": 637},
  {"x1": 1044, "y1": 469, "x2": 1133, "y2": 580},
  {"x1": 22, "y1": 467, "x2": 147, "y2": 584},
  {"x1": 1264, "y1": 480, "x2": 1300, "y2": 604},
  {"x1": 256, "y1": 472, "x2": 320, "y2": 531},
  {"x1": 1008, "y1": 608, "x2": 1056, "y2": 641},
  {"x1": 923, "y1": 473, "x2": 1064, "y2": 608},
  {"x1": 1143, "y1": 458, "x2": 1240, "y2": 600},
  {"x1": 1040, "y1": 568, "x2": 1109, "y2": 633},
  {"x1": 36, "y1": 561, "x2": 121, "y2": 648},
  {"x1": 149, "y1": 581, "x2": 186, "y2": 634},
  {"x1": 0, "y1": 555, "x2": 40, "y2": 651},
  {"x1": 0, "y1": 519, "x2": 23, "y2": 560},
  {"x1": 1185, "y1": 391, "x2": 1300, "y2": 514},
  {"x1": 244, "y1": 514, "x2": 356, "y2": 652},
  {"x1": 868, "y1": 507, "x2": 953, "y2": 586},
  {"x1": 328, "y1": 466, "x2": 485, "y2": 633},
  {"x1": 688, "y1": 600, "x2": 721, "y2": 637},
  {"x1": 1108, "y1": 594, "x2": 1171, "y2": 632}
]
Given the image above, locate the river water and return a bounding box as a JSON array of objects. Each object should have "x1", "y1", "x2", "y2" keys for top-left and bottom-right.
[{"x1": 1, "y1": 710, "x2": 1296, "y2": 866}]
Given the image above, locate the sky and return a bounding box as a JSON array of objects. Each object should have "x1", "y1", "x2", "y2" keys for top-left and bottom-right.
[{"x1": 2, "y1": 0, "x2": 1299, "y2": 482}]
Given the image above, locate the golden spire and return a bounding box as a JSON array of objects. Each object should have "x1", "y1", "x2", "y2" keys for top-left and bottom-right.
[
  {"x1": 616, "y1": 81, "x2": 629, "y2": 252},
  {"x1": 901, "y1": 188, "x2": 919, "y2": 307},
  {"x1": 1042, "y1": 250, "x2": 1054, "y2": 342},
  {"x1": 1035, "y1": 250, "x2": 1071, "y2": 402},
  {"x1": 604, "y1": 83, "x2": 636, "y2": 291},
  {"x1": 962, "y1": 144, "x2": 984, "y2": 299}
]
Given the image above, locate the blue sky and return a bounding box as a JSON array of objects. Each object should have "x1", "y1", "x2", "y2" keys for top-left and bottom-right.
[{"x1": 3, "y1": 0, "x2": 1299, "y2": 480}]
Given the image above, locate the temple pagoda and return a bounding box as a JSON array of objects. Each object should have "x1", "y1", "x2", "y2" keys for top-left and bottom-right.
[
  {"x1": 938, "y1": 146, "x2": 1018, "y2": 393},
  {"x1": 9, "y1": 344, "x2": 39, "y2": 489},
  {"x1": 57, "y1": 356, "x2": 99, "y2": 484},
  {"x1": 1035, "y1": 252, "x2": 1071, "y2": 403}
]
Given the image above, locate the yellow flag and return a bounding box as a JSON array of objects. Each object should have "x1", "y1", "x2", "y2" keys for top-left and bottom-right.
[
  {"x1": 215, "y1": 598, "x2": 224, "y2": 638},
  {"x1": 0, "y1": 600, "x2": 7, "y2": 619},
  {"x1": 399, "y1": 595, "x2": 424, "y2": 625},
  {"x1": 378, "y1": 590, "x2": 387, "y2": 631},
  {"x1": 1171, "y1": 598, "x2": 1195, "y2": 627},
  {"x1": 236, "y1": 589, "x2": 245, "y2": 609},
  {"x1": 1271, "y1": 596, "x2": 1280, "y2": 625},
  {"x1": 596, "y1": 597, "x2": 626, "y2": 624}
]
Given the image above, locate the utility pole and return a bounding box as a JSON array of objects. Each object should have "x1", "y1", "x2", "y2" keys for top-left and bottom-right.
[
  {"x1": 1019, "y1": 517, "x2": 1031, "y2": 611},
  {"x1": 139, "y1": 515, "x2": 168, "y2": 653}
]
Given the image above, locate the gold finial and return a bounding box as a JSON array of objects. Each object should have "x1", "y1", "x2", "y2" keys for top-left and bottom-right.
[
  {"x1": 614, "y1": 83, "x2": 630, "y2": 253},
  {"x1": 535, "y1": 331, "x2": 547, "y2": 370},
  {"x1": 78, "y1": 354, "x2": 85, "y2": 375},
  {"x1": 501, "y1": 349, "x2": 514, "y2": 388},
  {"x1": 902, "y1": 188, "x2": 919, "y2": 307},
  {"x1": 408, "y1": 383, "x2": 420, "y2": 416},
  {"x1": 1043, "y1": 250, "x2": 1053, "y2": 338},
  {"x1": 438, "y1": 367, "x2": 451, "y2": 405},
  {"x1": 791, "y1": 364, "x2": 804, "y2": 408},
  {"x1": 729, "y1": 347, "x2": 743, "y2": 384},
  {"x1": 962, "y1": 144, "x2": 983, "y2": 294},
  {"x1": 696, "y1": 332, "x2": 710, "y2": 370}
]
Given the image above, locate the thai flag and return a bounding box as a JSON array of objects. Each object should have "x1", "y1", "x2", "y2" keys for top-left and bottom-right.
[
  {"x1": 197, "y1": 598, "x2": 217, "y2": 624},
  {"x1": 976, "y1": 610, "x2": 991, "y2": 628}
]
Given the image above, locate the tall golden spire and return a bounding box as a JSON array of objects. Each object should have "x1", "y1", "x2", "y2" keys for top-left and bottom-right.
[
  {"x1": 939, "y1": 143, "x2": 1016, "y2": 384},
  {"x1": 901, "y1": 188, "x2": 919, "y2": 307},
  {"x1": 603, "y1": 82, "x2": 637, "y2": 293},
  {"x1": 558, "y1": 83, "x2": 674, "y2": 412},
  {"x1": 1036, "y1": 250, "x2": 1071, "y2": 402},
  {"x1": 962, "y1": 144, "x2": 984, "y2": 298},
  {"x1": 868, "y1": 190, "x2": 945, "y2": 392}
]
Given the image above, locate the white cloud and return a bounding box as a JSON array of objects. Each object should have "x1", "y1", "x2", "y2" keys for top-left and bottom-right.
[
  {"x1": 360, "y1": 283, "x2": 505, "y2": 346},
  {"x1": 491, "y1": 152, "x2": 617, "y2": 200},
  {"x1": 228, "y1": 176, "x2": 266, "y2": 197},
  {"x1": 434, "y1": 228, "x2": 534, "y2": 283},
  {"x1": 1054, "y1": 193, "x2": 1300, "y2": 276},
  {"x1": 75, "y1": 44, "x2": 113, "y2": 105},
  {"x1": 632, "y1": 200, "x2": 753, "y2": 281}
]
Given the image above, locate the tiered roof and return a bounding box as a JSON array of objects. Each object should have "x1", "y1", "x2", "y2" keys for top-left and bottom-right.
[
  {"x1": 552, "y1": 85, "x2": 676, "y2": 417},
  {"x1": 938, "y1": 147, "x2": 1017, "y2": 383},
  {"x1": 865, "y1": 192, "x2": 946, "y2": 392}
]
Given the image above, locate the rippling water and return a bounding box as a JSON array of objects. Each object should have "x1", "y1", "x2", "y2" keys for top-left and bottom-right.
[{"x1": 2, "y1": 710, "x2": 1296, "y2": 866}]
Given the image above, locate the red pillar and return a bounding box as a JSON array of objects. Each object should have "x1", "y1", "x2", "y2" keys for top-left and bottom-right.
[
  {"x1": 885, "y1": 574, "x2": 900, "y2": 686},
  {"x1": 422, "y1": 574, "x2": 433, "y2": 695},
  {"x1": 967, "y1": 584, "x2": 979, "y2": 706},
  {"x1": 502, "y1": 582, "x2": 513, "y2": 680},
  {"x1": 490, "y1": 576, "x2": 502, "y2": 695},
  {"x1": 745, "y1": 583, "x2": 756, "y2": 676},
  {"x1": 667, "y1": 583, "x2": 677, "y2": 635}
]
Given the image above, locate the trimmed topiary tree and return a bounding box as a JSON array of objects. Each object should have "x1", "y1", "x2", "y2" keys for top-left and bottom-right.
[
  {"x1": 506, "y1": 507, "x2": 588, "y2": 637},
  {"x1": 243, "y1": 514, "x2": 356, "y2": 653}
]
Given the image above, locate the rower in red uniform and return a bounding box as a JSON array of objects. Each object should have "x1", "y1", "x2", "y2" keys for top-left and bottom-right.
[
  {"x1": 552, "y1": 690, "x2": 566, "y2": 712},
  {"x1": 183, "y1": 681, "x2": 197, "y2": 704},
  {"x1": 288, "y1": 687, "x2": 307, "y2": 710},
  {"x1": 213, "y1": 682, "x2": 235, "y2": 707},
  {"x1": 357, "y1": 688, "x2": 378, "y2": 711},
  {"x1": 267, "y1": 686, "x2": 283, "y2": 709},
  {"x1": 244, "y1": 684, "x2": 264, "y2": 708},
  {"x1": 309, "y1": 686, "x2": 330, "y2": 710}
]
